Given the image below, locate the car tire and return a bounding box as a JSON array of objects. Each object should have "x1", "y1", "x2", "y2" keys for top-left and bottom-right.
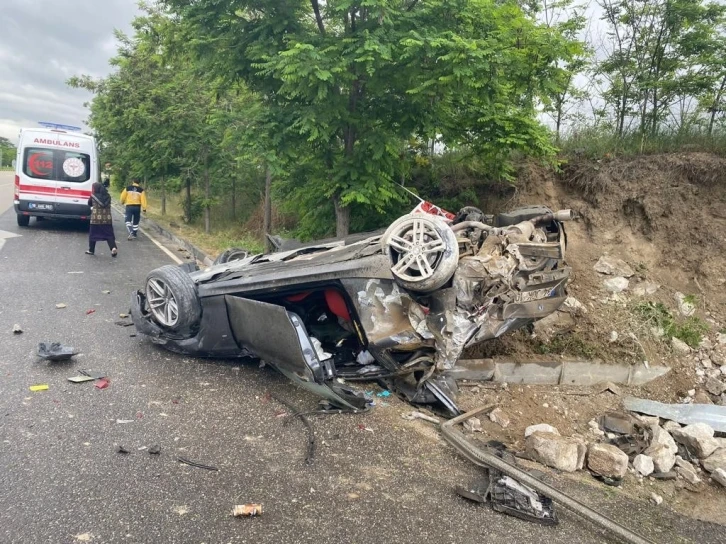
[
  {"x1": 381, "y1": 213, "x2": 459, "y2": 292},
  {"x1": 144, "y1": 265, "x2": 202, "y2": 332},
  {"x1": 213, "y1": 247, "x2": 249, "y2": 265},
  {"x1": 16, "y1": 214, "x2": 29, "y2": 227}
]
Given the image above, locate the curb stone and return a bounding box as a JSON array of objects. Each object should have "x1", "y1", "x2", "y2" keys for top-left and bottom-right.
[{"x1": 111, "y1": 202, "x2": 214, "y2": 267}]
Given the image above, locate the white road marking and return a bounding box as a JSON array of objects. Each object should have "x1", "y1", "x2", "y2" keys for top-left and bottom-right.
[{"x1": 138, "y1": 224, "x2": 184, "y2": 264}]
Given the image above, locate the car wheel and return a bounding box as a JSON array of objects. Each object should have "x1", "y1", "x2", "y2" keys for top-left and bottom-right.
[
  {"x1": 16, "y1": 214, "x2": 29, "y2": 227},
  {"x1": 381, "y1": 213, "x2": 459, "y2": 292},
  {"x1": 213, "y1": 247, "x2": 249, "y2": 265},
  {"x1": 144, "y1": 265, "x2": 202, "y2": 331}
]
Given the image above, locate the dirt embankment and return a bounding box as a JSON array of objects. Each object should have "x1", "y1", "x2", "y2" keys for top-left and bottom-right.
[{"x1": 459, "y1": 152, "x2": 726, "y2": 435}]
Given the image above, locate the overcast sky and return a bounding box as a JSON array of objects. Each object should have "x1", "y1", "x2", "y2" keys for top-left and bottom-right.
[{"x1": 0, "y1": 0, "x2": 140, "y2": 144}]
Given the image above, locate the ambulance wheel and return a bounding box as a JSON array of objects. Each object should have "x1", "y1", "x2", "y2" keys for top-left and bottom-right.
[{"x1": 17, "y1": 214, "x2": 29, "y2": 227}]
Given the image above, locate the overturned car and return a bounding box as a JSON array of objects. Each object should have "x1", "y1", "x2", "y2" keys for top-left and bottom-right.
[{"x1": 131, "y1": 204, "x2": 573, "y2": 416}]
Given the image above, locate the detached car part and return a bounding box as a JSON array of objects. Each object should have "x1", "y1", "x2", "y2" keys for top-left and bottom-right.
[
  {"x1": 131, "y1": 204, "x2": 573, "y2": 416},
  {"x1": 442, "y1": 406, "x2": 654, "y2": 544}
]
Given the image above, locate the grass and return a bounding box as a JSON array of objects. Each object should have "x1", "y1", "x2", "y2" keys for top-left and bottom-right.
[
  {"x1": 558, "y1": 127, "x2": 726, "y2": 161},
  {"x1": 142, "y1": 191, "x2": 265, "y2": 257},
  {"x1": 632, "y1": 301, "x2": 709, "y2": 348},
  {"x1": 535, "y1": 333, "x2": 603, "y2": 359}
]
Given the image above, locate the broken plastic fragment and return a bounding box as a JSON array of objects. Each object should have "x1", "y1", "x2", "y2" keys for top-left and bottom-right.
[
  {"x1": 37, "y1": 342, "x2": 78, "y2": 361},
  {"x1": 29, "y1": 384, "x2": 49, "y2": 392},
  {"x1": 116, "y1": 445, "x2": 130, "y2": 454},
  {"x1": 86, "y1": 309, "x2": 96, "y2": 315},
  {"x1": 12, "y1": 324, "x2": 22, "y2": 334},
  {"x1": 148, "y1": 445, "x2": 161, "y2": 455},
  {"x1": 232, "y1": 504, "x2": 262, "y2": 517},
  {"x1": 119, "y1": 313, "x2": 129, "y2": 318},
  {"x1": 56, "y1": 303, "x2": 67, "y2": 309},
  {"x1": 95, "y1": 378, "x2": 110, "y2": 390}
]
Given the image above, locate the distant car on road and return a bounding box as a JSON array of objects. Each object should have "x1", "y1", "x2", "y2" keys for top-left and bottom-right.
[
  {"x1": 13, "y1": 126, "x2": 100, "y2": 226},
  {"x1": 131, "y1": 204, "x2": 573, "y2": 415}
]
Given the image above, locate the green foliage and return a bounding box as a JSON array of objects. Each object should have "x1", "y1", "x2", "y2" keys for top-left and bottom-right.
[
  {"x1": 163, "y1": 0, "x2": 575, "y2": 234},
  {"x1": 0, "y1": 136, "x2": 15, "y2": 168},
  {"x1": 632, "y1": 301, "x2": 709, "y2": 348},
  {"x1": 535, "y1": 333, "x2": 602, "y2": 359}
]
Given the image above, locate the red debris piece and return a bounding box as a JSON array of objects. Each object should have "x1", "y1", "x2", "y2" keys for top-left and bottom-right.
[
  {"x1": 261, "y1": 391, "x2": 272, "y2": 404},
  {"x1": 136, "y1": 411, "x2": 143, "y2": 419},
  {"x1": 86, "y1": 309, "x2": 96, "y2": 315},
  {"x1": 95, "y1": 378, "x2": 110, "y2": 389}
]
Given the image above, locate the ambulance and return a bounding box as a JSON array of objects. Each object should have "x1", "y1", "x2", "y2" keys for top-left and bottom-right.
[{"x1": 13, "y1": 123, "x2": 100, "y2": 226}]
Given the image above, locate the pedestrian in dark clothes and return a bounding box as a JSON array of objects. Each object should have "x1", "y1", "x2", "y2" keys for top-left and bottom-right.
[{"x1": 86, "y1": 181, "x2": 118, "y2": 257}]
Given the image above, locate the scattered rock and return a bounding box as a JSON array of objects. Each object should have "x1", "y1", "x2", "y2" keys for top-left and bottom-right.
[
  {"x1": 718, "y1": 332, "x2": 726, "y2": 345},
  {"x1": 645, "y1": 444, "x2": 676, "y2": 473},
  {"x1": 609, "y1": 331, "x2": 619, "y2": 343},
  {"x1": 671, "y1": 423, "x2": 720, "y2": 458},
  {"x1": 594, "y1": 256, "x2": 634, "y2": 278},
  {"x1": 702, "y1": 448, "x2": 726, "y2": 473},
  {"x1": 55, "y1": 303, "x2": 67, "y2": 309},
  {"x1": 650, "y1": 492, "x2": 663, "y2": 506},
  {"x1": 463, "y1": 417, "x2": 482, "y2": 433},
  {"x1": 687, "y1": 389, "x2": 696, "y2": 397},
  {"x1": 721, "y1": 365, "x2": 726, "y2": 376},
  {"x1": 563, "y1": 296, "x2": 587, "y2": 314},
  {"x1": 699, "y1": 338, "x2": 714, "y2": 351},
  {"x1": 533, "y1": 311, "x2": 575, "y2": 341},
  {"x1": 635, "y1": 415, "x2": 659, "y2": 427},
  {"x1": 651, "y1": 425, "x2": 678, "y2": 453},
  {"x1": 711, "y1": 468, "x2": 726, "y2": 488},
  {"x1": 671, "y1": 337, "x2": 692, "y2": 355},
  {"x1": 524, "y1": 423, "x2": 560, "y2": 438},
  {"x1": 587, "y1": 443, "x2": 629, "y2": 479},
  {"x1": 663, "y1": 420, "x2": 681, "y2": 432},
  {"x1": 632, "y1": 282, "x2": 659, "y2": 297},
  {"x1": 674, "y1": 292, "x2": 696, "y2": 317},
  {"x1": 489, "y1": 408, "x2": 510, "y2": 429},
  {"x1": 676, "y1": 464, "x2": 701, "y2": 485},
  {"x1": 12, "y1": 324, "x2": 22, "y2": 334},
  {"x1": 603, "y1": 277, "x2": 629, "y2": 293},
  {"x1": 701, "y1": 358, "x2": 714, "y2": 369},
  {"x1": 633, "y1": 454, "x2": 655, "y2": 477},
  {"x1": 526, "y1": 432, "x2": 585, "y2": 473},
  {"x1": 705, "y1": 377, "x2": 726, "y2": 396},
  {"x1": 693, "y1": 390, "x2": 714, "y2": 405},
  {"x1": 588, "y1": 419, "x2": 605, "y2": 436}
]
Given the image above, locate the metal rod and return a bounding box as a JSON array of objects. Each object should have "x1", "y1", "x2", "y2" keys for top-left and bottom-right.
[{"x1": 441, "y1": 406, "x2": 654, "y2": 544}]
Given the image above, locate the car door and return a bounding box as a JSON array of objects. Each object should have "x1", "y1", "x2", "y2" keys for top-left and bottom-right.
[
  {"x1": 54, "y1": 148, "x2": 93, "y2": 215},
  {"x1": 20, "y1": 146, "x2": 57, "y2": 210},
  {"x1": 224, "y1": 295, "x2": 366, "y2": 410}
]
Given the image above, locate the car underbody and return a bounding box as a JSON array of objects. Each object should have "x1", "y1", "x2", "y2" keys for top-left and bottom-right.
[{"x1": 131, "y1": 204, "x2": 573, "y2": 416}]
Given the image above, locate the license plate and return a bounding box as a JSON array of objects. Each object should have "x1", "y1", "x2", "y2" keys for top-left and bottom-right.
[
  {"x1": 29, "y1": 203, "x2": 53, "y2": 211},
  {"x1": 519, "y1": 287, "x2": 554, "y2": 302}
]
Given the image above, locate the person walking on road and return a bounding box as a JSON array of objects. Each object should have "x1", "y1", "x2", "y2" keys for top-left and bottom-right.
[
  {"x1": 86, "y1": 181, "x2": 118, "y2": 257},
  {"x1": 120, "y1": 179, "x2": 147, "y2": 240}
]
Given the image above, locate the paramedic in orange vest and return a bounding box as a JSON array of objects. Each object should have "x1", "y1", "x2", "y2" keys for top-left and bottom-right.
[{"x1": 120, "y1": 179, "x2": 147, "y2": 240}]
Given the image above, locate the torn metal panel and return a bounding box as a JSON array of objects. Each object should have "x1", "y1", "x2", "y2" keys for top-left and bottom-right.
[{"x1": 624, "y1": 397, "x2": 726, "y2": 433}]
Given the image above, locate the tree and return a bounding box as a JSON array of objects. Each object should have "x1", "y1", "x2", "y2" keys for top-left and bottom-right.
[
  {"x1": 165, "y1": 0, "x2": 574, "y2": 236},
  {"x1": 0, "y1": 137, "x2": 15, "y2": 167}
]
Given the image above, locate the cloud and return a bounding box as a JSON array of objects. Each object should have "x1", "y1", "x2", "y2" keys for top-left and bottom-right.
[{"x1": 0, "y1": 0, "x2": 139, "y2": 144}]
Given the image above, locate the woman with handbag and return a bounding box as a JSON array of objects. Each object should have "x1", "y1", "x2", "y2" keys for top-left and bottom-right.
[{"x1": 86, "y1": 181, "x2": 118, "y2": 257}]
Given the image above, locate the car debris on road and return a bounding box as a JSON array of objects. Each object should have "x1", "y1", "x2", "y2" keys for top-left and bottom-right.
[
  {"x1": 232, "y1": 504, "x2": 262, "y2": 517},
  {"x1": 131, "y1": 203, "x2": 574, "y2": 416},
  {"x1": 37, "y1": 342, "x2": 78, "y2": 361}
]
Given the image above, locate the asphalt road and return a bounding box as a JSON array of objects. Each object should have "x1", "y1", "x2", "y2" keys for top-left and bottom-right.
[
  {"x1": 0, "y1": 170, "x2": 13, "y2": 215},
  {"x1": 0, "y1": 199, "x2": 724, "y2": 544}
]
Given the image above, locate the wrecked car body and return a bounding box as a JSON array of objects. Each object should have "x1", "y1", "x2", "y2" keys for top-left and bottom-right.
[{"x1": 131, "y1": 204, "x2": 573, "y2": 415}]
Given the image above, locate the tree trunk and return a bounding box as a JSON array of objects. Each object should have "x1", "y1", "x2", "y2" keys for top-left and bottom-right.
[
  {"x1": 263, "y1": 165, "x2": 272, "y2": 252},
  {"x1": 161, "y1": 174, "x2": 166, "y2": 216},
  {"x1": 709, "y1": 75, "x2": 726, "y2": 135},
  {"x1": 203, "y1": 161, "x2": 210, "y2": 234},
  {"x1": 185, "y1": 176, "x2": 192, "y2": 223},
  {"x1": 555, "y1": 100, "x2": 563, "y2": 144},
  {"x1": 333, "y1": 194, "x2": 350, "y2": 237},
  {"x1": 231, "y1": 174, "x2": 236, "y2": 221}
]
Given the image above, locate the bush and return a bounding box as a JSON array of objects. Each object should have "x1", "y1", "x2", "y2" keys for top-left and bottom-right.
[{"x1": 632, "y1": 301, "x2": 709, "y2": 348}]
